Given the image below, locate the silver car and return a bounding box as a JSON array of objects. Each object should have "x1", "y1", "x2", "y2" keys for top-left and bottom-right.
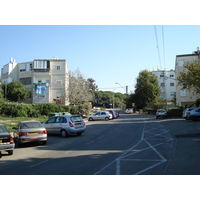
[
  {"x1": 88, "y1": 111, "x2": 112, "y2": 121},
  {"x1": 43, "y1": 115, "x2": 86, "y2": 137},
  {"x1": 13, "y1": 121, "x2": 47, "y2": 146},
  {"x1": 0, "y1": 124, "x2": 15, "y2": 156}
]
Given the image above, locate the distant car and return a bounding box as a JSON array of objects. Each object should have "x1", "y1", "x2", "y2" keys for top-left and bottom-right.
[
  {"x1": 0, "y1": 124, "x2": 15, "y2": 156},
  {"x1": 188, "y1": 107, "x2": 200, "y2": 121},
  {"x1": 115, "y1": 111, "x2": 119, "y2": 117},
  {"x1": 108, "y1": 110, "x2": 117, "y2": 119},
  {"x1": 88, "y1": 111, "x2": 112, "y2": 121},
  {"x1": 156, "y1": 109, "x2": 167, "y2": 119},
  {"x1": 13, "y1": 121, "x2": 47, "y2": 146},
  {"x1": 43, "y1": 115, "x2": 86, "y2": 137},
  {"x1": 125, "y1": 108, "x2": 133, "y2": 114},
  {"x1": 182, "y1": 108, "x2": 194, "y2": 120}
]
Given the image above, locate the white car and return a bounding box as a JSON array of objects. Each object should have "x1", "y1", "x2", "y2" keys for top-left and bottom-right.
[
  {"x1": 125, "y1": 108, "x2": 133, "y2": 114},
  {"x1": 156, "y1": 109, "x2": 167, "y2": 119},
  {"x1": 182, "y1": 108, "x2": 194, "y2": 120},
  {"x1": 88, "y1": 111, "x2": 112, "y2": 121}
]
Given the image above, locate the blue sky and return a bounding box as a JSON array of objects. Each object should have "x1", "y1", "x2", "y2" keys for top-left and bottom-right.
[{"x1": 1, "y1": 25, "x2": 200, "y2": 93}]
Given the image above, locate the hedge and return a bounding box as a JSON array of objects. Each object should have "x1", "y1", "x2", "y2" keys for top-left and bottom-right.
[{"x1": 0, "y1": 102, "x2": 92, "y2": 118}]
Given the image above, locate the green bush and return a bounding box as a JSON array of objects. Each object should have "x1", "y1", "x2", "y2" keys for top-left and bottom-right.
[
  {"x1": 167, "y1": 108, "x2": 183, "y2": 117},
  {"x1": 0, "y1": 101, "x2": 91, "y2": 118},
  {"x1": 195, "y1": 97, "x2": 200, "y2": 107}
]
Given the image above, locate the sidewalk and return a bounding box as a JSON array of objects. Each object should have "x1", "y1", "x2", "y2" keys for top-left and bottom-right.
[{"x1": 162, "y1": 119, "x2": 200, "y2": 175}]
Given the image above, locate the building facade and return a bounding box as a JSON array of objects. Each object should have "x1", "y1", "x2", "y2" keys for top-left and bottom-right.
[
  {"x1": 175, "y1": 49, "x2": 200, "y2": 106},
  {"x1": 1, "y1": 58, "x2": 69, "y2": 105},
  {"x1": 152, "y1": 69, "x2": 176, "y2": 106}
]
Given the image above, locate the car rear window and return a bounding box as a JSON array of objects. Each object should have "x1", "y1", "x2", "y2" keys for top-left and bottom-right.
[
  {"x1": 0, "y1": 126, "x2": 9, "y2": 135},
  {"x1": 70, "y1": 116, "x2": 83, "y2": 122},
  {"x1": 20, "y1": 122, "x2": 42, "y2": 129}
]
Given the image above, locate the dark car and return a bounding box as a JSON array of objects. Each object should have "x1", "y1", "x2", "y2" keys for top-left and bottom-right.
[
  {"x1": 108, "y1": 110, "x2": 117, "y2": 119},
  {"x1": 0, "y1": 124, "x2": 15, "y2": 156},
  {"x1": 13, "y1": 121, "x2": 47, "y2": 146}
]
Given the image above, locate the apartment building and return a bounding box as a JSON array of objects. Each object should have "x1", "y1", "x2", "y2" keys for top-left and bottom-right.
[
  {"x1": 175, "y1": 49, "x2": 200, "y2": 106},
  {"x1": 152, "y1": 69, "x2": 176, "y2": 106},
  {"x1": 1, "y1": 57, "x2": 69, "y2": 105}
]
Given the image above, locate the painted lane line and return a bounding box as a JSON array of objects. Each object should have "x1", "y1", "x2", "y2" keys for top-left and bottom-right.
[{"x1": 30, "y1": 159, "x2": 48, "y2": 168}]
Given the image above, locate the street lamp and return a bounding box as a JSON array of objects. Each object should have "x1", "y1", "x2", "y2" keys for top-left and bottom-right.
[{"x1": 115, "y1": 82, "x2": 126, "y2": 92}]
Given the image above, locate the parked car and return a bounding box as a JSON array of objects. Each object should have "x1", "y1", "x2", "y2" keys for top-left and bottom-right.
[
  {"x1": 0, "y1": 124, "x2": 15, "y2": 156},
  {"x1": 125, "y1": 108, "x2": 133, "y2": 114},
  {"x1": 43, "y1": 115, "x2": 86, "y2": 137},
  {"x1": 13, "y1": 121, "x2": 47, "y2": 146},
  {"x1": 115, "y1": 111, "x2": 119, "y2": 117},
  {"x1": 88, "y1": 111, "x2": 112, "y2": 121},
  {"x1": 182, "y1": 108, "x2": 194, "y2": 120},
  {"x1": 156, "y1": 109, "x2": 167, "y2": 119},
  {"x1": 108, "y1": 110, "x2": 117, "y2": 119},
  {"x1": 188, "y1": 107, "x2": 200, "y2": 121}
]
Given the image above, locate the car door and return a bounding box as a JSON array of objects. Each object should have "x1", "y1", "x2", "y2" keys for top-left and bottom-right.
[
  {"x1": 94, "y1": 112, "x2": 101, "y2": 120},
  {"x1": 100, "y1": 112, "x2": 106, "y2": 120},
  {"x1": 44, "y1": 117, "x2": 57, "y2": 134},
  {"x1": 52, "y1": 116, "x2": 67, "y2": 134}
]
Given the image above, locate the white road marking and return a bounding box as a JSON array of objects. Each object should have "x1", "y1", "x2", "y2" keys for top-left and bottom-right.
[
  {"x1": 30, "y1": 159, "x2": 48, "y2": 168},
  {"x1": 94, "y1": 116, "x2": 174, "y2": 175}
]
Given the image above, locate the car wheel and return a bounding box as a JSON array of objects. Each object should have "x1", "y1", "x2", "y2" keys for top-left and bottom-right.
[
  {"x1": 61, "y1": 129, "x2": 68, "y2": 137},
  {"x1": 105, "y1": 117, "x2": 109, "y2": 121},
  {"x1": 89, "y1": 117, "x2": 93, "y2": 121},
  {"x1": 8, "y1": 150, "x2": 13, "y2": 155}
]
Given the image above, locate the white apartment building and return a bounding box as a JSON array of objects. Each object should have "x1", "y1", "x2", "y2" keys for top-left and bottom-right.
[
  {"x1": 175, "y1": 49, "x2": 200, "y2": 106},
  {"x1": 152, "y1": 69, "x2": 176, "y2": 106},
  {"x1": 1, "y1": 58, "x2": 69, "y2": 105}
]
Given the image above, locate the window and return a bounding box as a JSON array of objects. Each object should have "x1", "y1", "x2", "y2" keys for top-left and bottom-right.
[
  {"x1": 171, "y1": 92, "x2": 175, "y2": 97},
  {"x1": 160, "y1": 74, "x2": 164, "y2": 77},
  {"x1": 180, "y1": 89, "x2": 186, "y2": 97},
  {"x1": 56, "y1": 80, "x2": 62, "y2": 85},
  {"x1": 46, "y1": 117, "x2": 56, "y2": 123},
  {"x1": 56, "y1": 117, "x2": 67, "y2": 123},
  {"x1": 170, "y1": 83, "x2": 174, "y2": 86},
  {"x1": 170, "y1": 74, "x2": 174, "y2": 77},
  {"x1": 19, "y1": 77, "x2": 32, "y2": 85},
  {"x1": 57, "y1": 66, "x2": 61, "y2": 70},
  {"x1": 161, "y1": 83, "x2": 165, "y2": 87},
  {"x1": 178, "y1": 60, "x2": 184, "y2": 67}
]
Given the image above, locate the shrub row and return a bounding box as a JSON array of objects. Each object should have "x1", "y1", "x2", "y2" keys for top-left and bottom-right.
[{"x1": 0, "y1": 102, "x2": 92, "y2": 118}]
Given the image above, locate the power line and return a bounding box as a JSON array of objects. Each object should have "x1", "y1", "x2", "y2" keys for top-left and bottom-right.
[
  {"x1": 162, "y1": 25, "x2": 166, "y2": 69},
  {"x1": 154, "y1": 25, "x2": 162, "y2": 69}
]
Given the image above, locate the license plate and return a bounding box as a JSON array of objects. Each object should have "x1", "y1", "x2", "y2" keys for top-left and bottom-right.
[
  {"x1": 75, "y1": 123, "x2": 81, "y2": 125},
  {"x1": 0, "y1": 140, "x2": 2, "y2": 143},
  {"x1": 28, "y1": 132, "x2": 38, "y2": 135}
]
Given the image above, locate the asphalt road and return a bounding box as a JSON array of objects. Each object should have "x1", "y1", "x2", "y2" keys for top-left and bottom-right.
[
  {"x1": 0, "y1": 111, "x2": 180, "y2": 175},
  {"x1": 3, "y1": 111, "x2": 200, "y2": 175}
]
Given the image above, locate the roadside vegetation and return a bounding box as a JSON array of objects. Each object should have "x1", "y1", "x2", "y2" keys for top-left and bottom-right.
[{"x1": 1, "y1": 61, "x2": 200, "y2": 127}]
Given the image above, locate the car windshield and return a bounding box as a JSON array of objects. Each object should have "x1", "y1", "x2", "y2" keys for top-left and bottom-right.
[
  {"x1": 158, "y1": 110, "x2": 165, "y2": 112},
  {"x1": 20, "y1": 122, "x2": 42, "y2": 129},
  {"x1": 71, "y1": 116, "x2": 82, "y2": 122},
  {"x1": 0, "y1": 126, "x2": 9, "y2": 134}
]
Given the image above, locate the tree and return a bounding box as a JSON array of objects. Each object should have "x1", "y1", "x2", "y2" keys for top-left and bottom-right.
[
  {"x1": 68, "y1": 69, "x2": 94, "y2": 104},
  {"x1": 134, "y1": 70, "x2": 161, "y2": 109},
  {"x1": 2, "y1": 81, "x2": 30, "y2": 102},
  {"x1": 177, "y1": 60, "x2": 200, "y2": 94}
]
